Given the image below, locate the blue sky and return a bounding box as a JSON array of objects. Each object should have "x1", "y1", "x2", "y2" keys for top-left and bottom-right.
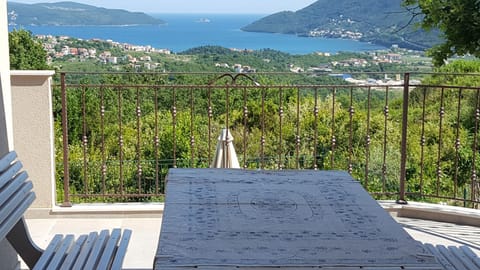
[{"x1": 9, "y1": 0, "x2": 318, "y2": 14}]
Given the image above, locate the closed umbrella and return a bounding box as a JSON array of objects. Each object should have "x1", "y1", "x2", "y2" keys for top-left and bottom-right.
[{"x1": 211, "y1": 128, "x2": 240, "y2": 168}]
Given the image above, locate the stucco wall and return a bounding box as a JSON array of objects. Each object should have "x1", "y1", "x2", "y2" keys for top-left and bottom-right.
[{"x1": 10, "y1": 70, "x2": 56, "y2": 209}]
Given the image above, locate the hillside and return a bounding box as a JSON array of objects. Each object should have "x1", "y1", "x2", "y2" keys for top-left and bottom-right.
[
  {"x1": 7, "y1": 1, "x2": 164, "y2": 26},
  {"x1": 241, "y1": 0, "x2": 440, "y2": 50}
]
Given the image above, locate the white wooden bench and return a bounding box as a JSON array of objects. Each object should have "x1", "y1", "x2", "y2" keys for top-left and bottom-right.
[{"x1": 0, "y1": 151, "x2": 132, "y2": 269}]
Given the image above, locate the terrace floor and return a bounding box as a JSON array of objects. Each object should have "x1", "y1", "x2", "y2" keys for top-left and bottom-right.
[{"x1": 20, "y1": 202, "x2": 480, "y2": 270}]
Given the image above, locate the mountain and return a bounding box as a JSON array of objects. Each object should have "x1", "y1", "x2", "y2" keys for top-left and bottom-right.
[
  {"x1": 7, "y1": 1, "x2": 165, "y2": 26},
  {"x1": 241, "y1": 0, "x2": 440, "y2": 50}
]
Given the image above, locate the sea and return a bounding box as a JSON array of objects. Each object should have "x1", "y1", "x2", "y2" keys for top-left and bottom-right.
[{"x1": 9, "y1": 13, "x2": 386, "y2": 54}]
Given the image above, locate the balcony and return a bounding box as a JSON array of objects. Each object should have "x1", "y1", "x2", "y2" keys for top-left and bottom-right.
[
  {"x1": 53, "y1": 71, "x2": 480, "y2": 206},
  {"x1": 5, "y1": 71, "x2": 480, "y2": 269}
]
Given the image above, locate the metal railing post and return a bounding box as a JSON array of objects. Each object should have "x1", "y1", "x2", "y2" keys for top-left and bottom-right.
[
  {"x1": 397, "y1": 72, "x2": 410, "y2": 204},
  {"x1": 61, "y1": 72, "x2": 72, "y2": 206}
]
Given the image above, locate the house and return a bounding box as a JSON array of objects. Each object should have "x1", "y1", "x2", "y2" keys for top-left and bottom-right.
[
  {"x1": 61, "y1": 46, "x2": 70, "y2": 56},
  {"x1": 107, "y1": 56, "x2": 118, "y2": 64},
  {"x1": 69, "y1": 48, "x2": 78, "y2": 55},
  {"x1": 385, "y1": 53, "x2": 402, "y2": 63},
  {"x1": 215, "y1": 63, "x2": 230, "y2": 68},
  {"x1": 140, "y1": 55, "x2": 152, "y2": 62}
]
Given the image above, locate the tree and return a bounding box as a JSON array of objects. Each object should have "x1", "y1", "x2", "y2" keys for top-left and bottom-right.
[
  {"x1": 403, "y1": 0, "x2": 480, "y2": 66},
  {"x1": 9, "y1": 29, "x2": 49, "y2": 70}
]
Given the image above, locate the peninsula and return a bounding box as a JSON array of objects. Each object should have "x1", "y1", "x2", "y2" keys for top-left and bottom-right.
[
  {"x1": 242, "y1": 0, "x2": 440, "y2": 51},
  {"x1": 7, "y1": 1, "x2": 165, "y2": 26}
]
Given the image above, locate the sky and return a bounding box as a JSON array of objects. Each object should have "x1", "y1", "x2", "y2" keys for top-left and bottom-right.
[{"x1": 9, "y1": 0, "x2": 318, "y2": 14}]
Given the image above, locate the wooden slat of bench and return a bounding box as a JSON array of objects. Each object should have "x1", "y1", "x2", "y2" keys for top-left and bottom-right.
[
  {"x1": 46, "y1": 234, "x2": 75, "y2": 269},
  {"x1": 0, "y1": 151, "x2": 18, "y2": 175},
  {"x1": 96, "y1": 228, "x2": 122, "y2": 270},
  {"x1": 0, "y1": 171, "x2": 30, "y2": 207},
  {"x1": 110, "y1": 229, "x2": 132, "y2": 270},
  {"x1": 0, "y1": 177, "x2": 35, "y2": 240},
  {"x1": 426, "y1": 244, "x2": 480, "y2": 270},
  {"x1": 0, "y1": 191, "x2": 35, "y2": 240},
  {"x1": 0, "y1": 161, "x2": 22, "y2": 189},
  {"x1": 0, "y1": 166, "x2": 27, "y2": 208},
  {"x1": 449, "y1": 246, "x2": 479, "y2": 270},
  {"x1": 437, "y1": 245, "x2": 469, "y2": 270},
  {"x1": 61, "y1": 229, "x2": 131, "y2": 270},
  {"x1": 32, "y1": 234, "x2": 64, "y2": 270},
  {"x1": 83, "y1": 229, "x2": 110, "y2": 269},
  {"x1": 459, "y1": 246, "x2": 480, "y2": 268},
  {"x1": 72, "y1": 231, "x2": 99, "y2": 270},
  {"x1": 60, "y1": 234, "x2": 88, "y2": 269},
  {"x1": 435, "y1": 245, "x2": 466, "y2": 270},
  {"x1": 425, "y1": 244, "x2": 456, "y2": 270}
]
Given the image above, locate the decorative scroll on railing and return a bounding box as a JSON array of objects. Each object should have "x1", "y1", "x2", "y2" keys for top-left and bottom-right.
[{"x1": 56, "y1": 72, "x2": 480, "y2": 208}]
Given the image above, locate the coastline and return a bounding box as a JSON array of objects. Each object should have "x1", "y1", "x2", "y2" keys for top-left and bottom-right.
[{"x1": 9, "y1": 14, "x2": 386, "y2": 55}]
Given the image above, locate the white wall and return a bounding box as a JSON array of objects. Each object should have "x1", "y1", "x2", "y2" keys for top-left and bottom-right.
[
  {"x1": 0, "y1": 0, "x2": 13, "y2": 155},
  {"x1": 0, "y1": 1, "x2": 20, "y2": 269}
]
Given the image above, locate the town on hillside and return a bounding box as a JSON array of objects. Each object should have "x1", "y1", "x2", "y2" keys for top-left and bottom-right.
[{"x1": 37, "y1": 34, "x2": 434, "y2": 86}]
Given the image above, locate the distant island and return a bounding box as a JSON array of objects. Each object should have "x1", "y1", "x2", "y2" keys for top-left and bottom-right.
[
  {"x1": 241, "y1": 0, "x2": 441, "y2": 51},
  {"x1": 7, "y1": 1, "x2": 165, "y2": 26},
  {"x1": 196, "y1": 18, "x2": 211, "y2": 23}
]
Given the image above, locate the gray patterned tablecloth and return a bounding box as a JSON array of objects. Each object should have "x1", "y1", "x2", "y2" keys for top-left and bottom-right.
[{"x1": 154, "y1": 169, "x2": 442, "y2": 269}]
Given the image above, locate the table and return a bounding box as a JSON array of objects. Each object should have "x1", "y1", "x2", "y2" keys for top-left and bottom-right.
[{"x1": 154, "y1": 169, "x2": 442, "y2": 269}]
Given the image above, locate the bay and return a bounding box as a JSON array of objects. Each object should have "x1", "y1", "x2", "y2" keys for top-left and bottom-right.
[{"x1": 10, "y1": 13, "x2": 385, "y2": 54}]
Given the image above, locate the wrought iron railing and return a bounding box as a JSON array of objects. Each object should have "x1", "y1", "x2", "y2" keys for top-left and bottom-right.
[{"x1": 55, "y1": 72, "x2": 480, "y2": 207}]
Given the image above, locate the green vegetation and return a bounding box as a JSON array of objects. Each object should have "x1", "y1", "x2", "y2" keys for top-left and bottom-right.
[
  {"x1": 8, "y1": 27, "x2": 480, "y2": 206},
  {"x1": 7, "y1": 1, "x2": 164, "y2": 26},
  {"x1": 403, "y1": 0, "x2": 480, "y2": 66},
  {"x1": 44, "y1": 37, "x2": 433, "y2": 74},
  {"x1": 404, "y1": 60, "x2": 480, "y2": 203},
  {"x1": 242, "y1": 0, "x2": 441, "y2": 51},
  {"x1": 55, "y1": 72, "x2": 393, "y2": 203},
  {"x1": 9, "y1": 29, "x2": 49, "y2": 70},
  {"x1": 55, "y1": 60, "x2": 480, "y2": 207}
]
